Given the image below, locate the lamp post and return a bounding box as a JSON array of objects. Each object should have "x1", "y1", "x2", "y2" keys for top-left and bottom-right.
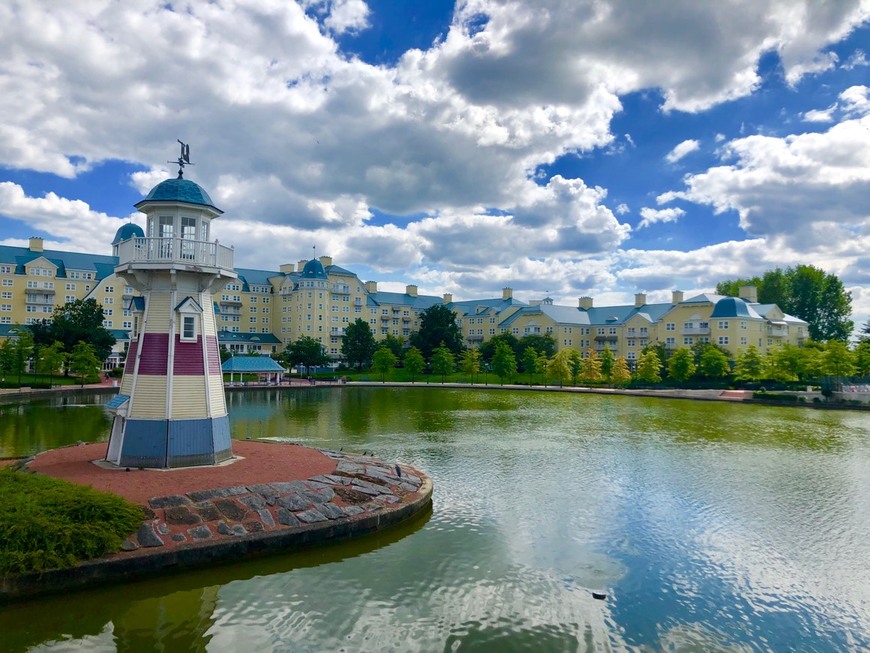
[{"x1": 485, "y1": 362, "x2": 490, "y2": 386}]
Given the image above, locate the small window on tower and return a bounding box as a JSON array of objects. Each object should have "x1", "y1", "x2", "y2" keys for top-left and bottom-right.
[{"x1": 181, "y1": 315, "x2": 197, "y2": 341}]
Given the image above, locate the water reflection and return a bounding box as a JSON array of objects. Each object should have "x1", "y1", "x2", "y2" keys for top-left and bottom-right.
[{"x1": 3, "y1": 388, "x2": 870, "y2": 651}]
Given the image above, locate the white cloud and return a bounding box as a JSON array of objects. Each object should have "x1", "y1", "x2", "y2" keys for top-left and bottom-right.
[
  {"x1": 803, "y1": 106, "x2": 836, "y2": 122},
  {"x1": 616, "y1": 203, "x2": 630, "y2": 215},
  {"x1": 637, "y1": 207, "x2": 685, "y2": 229},
  {"x1": 665, "y1": 139, "x2": 700, "y2": 163},
  {"x1": 840, "y1": 85, "x2": 870, "y2": 116},
  {"x1": 842, "y1": 49, "x2": 869, "y2": 69}
]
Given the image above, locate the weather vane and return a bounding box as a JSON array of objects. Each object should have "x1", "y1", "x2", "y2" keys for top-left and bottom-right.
[{"x1": 169, "y1": 140, "x2": 193, "y2": 179}]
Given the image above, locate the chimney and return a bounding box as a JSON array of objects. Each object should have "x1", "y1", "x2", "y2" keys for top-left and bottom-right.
[
  {"x1": 529, "y1": 300, "x2": 541, "y2": 307},
  {"x1": 280, "y1": 263, "x2": 295, "y2": 274},
  {"x1": 364, "y1": 281, "x2": 378, "y2": 293},
  {"x1": 406, "y1": 284, "x2": 418, "y2": 297},
  {"x1": 319, "y1": 255, "x2": 333, "y2": 267},
  {"x1": 739, "y1": 285, "x2": 758, "y2": 303},
  {"x1": 502, "y1": 287, "x2": 513, "y2": 300},
  {"x1": 672, "y1": 290, "x2": 684, "y2": 304},
  {"x1": 634, "y1": 293, "x2": 646, "y2": 307},
  {"x1": 298, "y1": 259, "x2": 308, "y2": 271},
  {"x1": 578, "y1": 296, "x2": 593, "y2": 310},
  {"x1": 29, "y1": 237, "x2": 43, "y2": 253},
  {"x1": 443, "y1": 293, "x2": 453, "y2": 304}
]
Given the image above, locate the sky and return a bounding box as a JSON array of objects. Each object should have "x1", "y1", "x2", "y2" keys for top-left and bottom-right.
[{"x1": 1, "y1": 0, "x2": 869, "y2": 327}]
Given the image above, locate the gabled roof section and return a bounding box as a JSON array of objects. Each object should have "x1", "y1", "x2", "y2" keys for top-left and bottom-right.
[
  {"x1": 682, "y1": 293, "x2": 725, "y2": 305},
  {"x1": 128, "y1": 296, "x2": 145, "y2": 312},
  {"x1": 175, "y1": 296, "x2": 203, "y2": 313},
  {"x1": 325, "y1": 264, "x2": 358, "y2": 277},
  {"x1": 449, "y1": 297, "x2": 527, "y2": 317},
  {"x1": 235, "y1": 267, "x2": 277, "y2": 290},
  {"x1": 0, "y1": 324, "x2": 31, "y2": 339}
]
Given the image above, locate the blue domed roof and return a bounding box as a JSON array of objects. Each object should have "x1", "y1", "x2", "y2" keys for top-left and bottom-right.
[
  {"x1": 112, "y1": 222, "x2": 145, "y2": 245},
  {"x1": 139, "y1": 178, "x2": 219, "y2": 210},
  {"x1": 301, "y1": 258, "x2": 328, "y2": 279},
  {"x1": 711, "y1": 296, "x2": 753, "y2": 318}
]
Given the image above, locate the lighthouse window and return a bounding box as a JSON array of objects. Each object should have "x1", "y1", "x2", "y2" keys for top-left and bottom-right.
[{"x1": 181, "y1": 315, "x2": 197, "y2": 341}]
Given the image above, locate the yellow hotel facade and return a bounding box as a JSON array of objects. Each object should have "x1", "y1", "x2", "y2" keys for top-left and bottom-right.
[{"x1": 0, "y1": 236, "x2": 808, "y2": 364}]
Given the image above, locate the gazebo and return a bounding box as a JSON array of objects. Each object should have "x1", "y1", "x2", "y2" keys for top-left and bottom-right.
[{"x1": 221, "y1": 356, "x2": 287, "y2": 385}]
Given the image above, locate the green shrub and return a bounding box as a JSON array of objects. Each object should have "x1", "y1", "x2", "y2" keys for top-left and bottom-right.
[{"x1": 0, "y1": 469, "x2": 145, "y2": 575}]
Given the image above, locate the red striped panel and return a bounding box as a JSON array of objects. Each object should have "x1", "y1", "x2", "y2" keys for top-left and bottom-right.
[
  {"x1": 206, "y1": 336, "x2": 221, "y2": 374},
  {"x1": 137, "y1": 333, "x2": 170, "y2": 376},
  {"x1": 174, "y1": 336, "x2": 205, "y2": 375}
]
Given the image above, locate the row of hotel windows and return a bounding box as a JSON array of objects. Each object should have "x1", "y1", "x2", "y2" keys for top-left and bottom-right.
[{"x1": 0, "y1": 266, "x2": 95, "y2": 280}]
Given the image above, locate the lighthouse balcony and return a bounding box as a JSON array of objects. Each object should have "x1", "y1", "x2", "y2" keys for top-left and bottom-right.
[{"x1": 116, "y1": 237, "x2": 234, "y2": 270}]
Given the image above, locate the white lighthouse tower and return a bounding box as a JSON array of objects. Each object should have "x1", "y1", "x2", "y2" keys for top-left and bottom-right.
[{"x1": 106, "y1": 144, "x2": 236, "y2": 468}]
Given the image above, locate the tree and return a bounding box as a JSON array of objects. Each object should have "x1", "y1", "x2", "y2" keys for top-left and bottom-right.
[
  {"x1": 404, "y1": 346, "x2": 425, "y2": 382},
  {"x1": 521, "y1": 347, "x2": 538, "y2": 384},
  {"x1": 283, "y1": 336, "x2": 329, "y2": 374},
  {"x1": 821, "y1": 340, "x2": 855, "y2": 377},
  {"x1": 219, "y1": 344, "x2": 232, "y2": 363},
  {"x1": 854, "y1": 340, "x2": 870, "y2": 377},
  {"x1": 517, "y1": 334, "x2": 556, "y2": 362},
  {"x1": 382, "y1": 334, "x2": 405, "y2": 361},
  {"x1": 610, "y1": 357, "x2": 632, "y2": 387},
  {"x1": 478, "y1": 333, "x2": 519, "y2": 364},
  {"x1": 599, "y1": 346, "x2": 615, "y2": 381},
  {"x1": 9, "y1": 330, "x2": 33, "y2": 386},
  {"x1": 549, "y1": 348, "x2": 574, "y2": 387},
  {"x1": 460, "y1": 348, "x2": 481, "y2": 384},
  {"x1": 698, "y1": 345, "x2": 730, "y2": 379},
  {"x1": 372, "y1": 347, "x2": 398, "y2": 382},
  {"x1": 717, "y1": 265, "x2": 853, "y2": 342},
  {"x1": 36, "y1": 341, "x2": 66, "y2": 388},
  {"x1": 536, "y1": 352, "x2": 550, "y2": 386},
  {"x1": 580, "y1": 349, "x2": 602, "y2": 383},
  {"x1": 430, "y1": 343, "x2": 455, "y2": 382},
  {"x1": 569, "y1": 348, "x2": 582, "y2": 386},
  {"x1": 69, "y1": 341, "x2": 102, "y2": 387},
  {"x1": 667, "y1": 347, "x2": 696, "y2": 384},
  {"x1": 409, "y1": 304, "x2": 463, "y2": 359},
  {"x1": 31, "y1": 299, "x2": 116, "y2": 368},
  {"x1": 636, "y1": 349, "x2": 662, "y2": 384},
  {"x1": 341, "y1": 319, "x2": 378, "y2": 370},
  {"x1": 491, "y1": 341, "x2": 517, "y2": 384},
  {"x1": 733, "y1": 345, "x2": 765, "y2": 382}
]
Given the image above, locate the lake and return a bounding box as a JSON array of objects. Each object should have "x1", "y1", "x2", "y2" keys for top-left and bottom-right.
[{"x1": 2, "y1": 386, "x2": 870, "y2": 651}]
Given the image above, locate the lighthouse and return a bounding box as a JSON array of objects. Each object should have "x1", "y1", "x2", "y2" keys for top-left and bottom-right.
[{"x1": 105, "y1": 144, "x2": 236, "y2": 468}]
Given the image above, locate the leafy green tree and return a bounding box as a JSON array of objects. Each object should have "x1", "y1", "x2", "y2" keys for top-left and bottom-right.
[
  {"x1": 491, "y1": 341, "x2": 517, "y2": 384},
  {"x1": 733, "y1": 345, "x2": 765, "y2": 382},
  {"x1": 36, "y1": 341, "x2": 66, "y2": 388},
  {"x1": 382, "y1": 334, "x2": 405, "y2": 361},
  {"x1": 404, "y1": 346, "x2": 425, "y2": 382},
  {"x1": 580, "y1": 349, "x2": 602, "y2": 383},
  {"x1": 517, "y1": 334, "x2": 557, "y2": 362},
  {"x1": 521, "y1": 347, "x2": 538, "y2": 384},
  {"x1": 409, "y1": 304, "x2": 463, "y2": 359},
  {"x1": 341, "y1": 318, "x2": 377, "y2": 370},
  {"x1": 549, "y1": 348, "x2": 574, "y2": 387},
  {"x1": 460, "y1": 348, "x2": 481, "y2": 384},
  {"x1": 372, "y1": 346, "x2": 398, "y2": 382},
  {"x1": 0, "y1": 340, "x2": 15, "y2": 381},
  {"x1": 569, "y1": 348, "x2": 582, "y2": 386},
  {"x1": 610, "y1": 356, "x2": 632, "y2": 387},
  {"x1": 764, "y1": 346, "x2": 798, "y2": 382},
  {"x1": 283, "y1": 336, "x2": 329, "y2": 374},
  {"x1": 717, "y1": 265, "x2": 853, "y2": 341},
  {"x1": 536, "y1": 352, "x2": 550, "y2": 385},
  {"x1": 478, "y1": 333, "x2": 519, "y2": 364},
  {"x1": 599, "y1": 346, "x2": 615, "y2": 381},
  {"x1": 31, "y1": 299, "x2": 116, "y2": 370},
  {"x1": 10, "y1": 330, "x2": 33, "y2": 385},
  {"x1": 219, "y1": 344, "x2": 232, "y2": 363},
  {"x1": 667, "y1": 347, "x2": 696, "y2": 384},
  {"x1": 698, "y1": 345, "x2": 731, "y2": 379},
  {"x1": 69, "y1": 341, "x2": 102, "y2": 386},
  {"x1": 854, "y1": 340, "x2": 870, "y2": 377},
  {"x1": 821, "y1": 340, "x2": 855, "y2": 377},
  {"x1": 636, "y1": 349, "x2": 662, "y2": 384},
  {"x1": 430, "y1": 343, "x2": 455, "y2": 382}
]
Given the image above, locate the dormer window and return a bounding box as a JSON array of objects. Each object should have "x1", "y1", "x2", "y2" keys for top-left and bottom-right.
[{"x1": 176, "y1": 296, "x2": 204, "y2": 342}]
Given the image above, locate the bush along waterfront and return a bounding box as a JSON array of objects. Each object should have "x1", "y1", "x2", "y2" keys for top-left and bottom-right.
[{"x1": 0, "y1": 468, "x2": 145, "y2": 575}]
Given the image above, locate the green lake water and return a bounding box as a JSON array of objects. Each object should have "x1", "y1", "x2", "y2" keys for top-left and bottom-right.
[{"x1": 2, "y1": 387, "x2": 870, "y2": 651}]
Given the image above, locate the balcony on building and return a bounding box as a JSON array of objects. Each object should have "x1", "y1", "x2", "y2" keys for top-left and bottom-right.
[
  {"x1": 219, "y1": 304, "x2": 242, "y2": 315},
  {"x1": 332, "y1": 283, "x2": 350, "y2": 295},
  {"x1": 767, "y1": 322, "x2": 788, "y2": 337},
  {"x1": 594, "y1": 334, "x2": 618, "y2": 342},
  {"x1": 467, "y1": 333, "x2": 483, "y2": 341},
  {"x1": 681, "y1": 324, "x2": 710, "y2": 335},
  {"x1": 25, "y1": 292, "x2": 55, "y2": 304},
  {"x1": 115, "y1": 236, "x2": 234, "y2": 272}
]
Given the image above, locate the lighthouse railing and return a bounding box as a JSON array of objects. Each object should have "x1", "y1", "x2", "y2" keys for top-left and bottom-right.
[{"x1": 116, "y1": 237, "x2": 234, "y2": 269}]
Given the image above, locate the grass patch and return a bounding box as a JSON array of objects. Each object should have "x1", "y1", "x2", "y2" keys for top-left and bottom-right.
[{"x1": 0, "y1": 469, "x2": 146, "y2": 575}]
